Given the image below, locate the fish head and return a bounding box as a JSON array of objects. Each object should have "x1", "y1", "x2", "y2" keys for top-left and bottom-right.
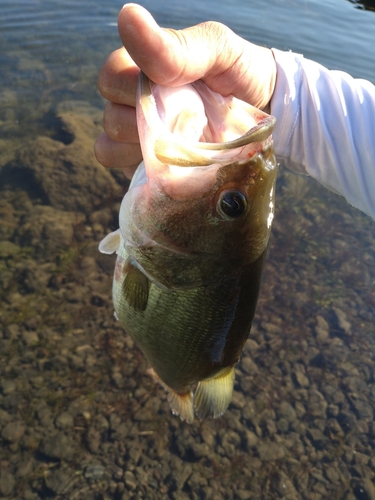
[{"x1": 119, "y1": 73, "x2": 277, "y2": 289}]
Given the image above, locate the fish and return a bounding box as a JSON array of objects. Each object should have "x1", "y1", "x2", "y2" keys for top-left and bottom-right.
[{"x1": 99, "y1": 72, "x2": 277, "y2": 423}]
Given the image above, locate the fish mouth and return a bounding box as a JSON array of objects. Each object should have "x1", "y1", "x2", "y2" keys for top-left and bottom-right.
[{"x1": 138, "y1": 72, "x2": 276, "y2": 168}]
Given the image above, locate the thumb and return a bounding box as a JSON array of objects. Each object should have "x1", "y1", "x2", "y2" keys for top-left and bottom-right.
[{"x1": 118, "y1": 4, "x2": 275, "y2": 108}]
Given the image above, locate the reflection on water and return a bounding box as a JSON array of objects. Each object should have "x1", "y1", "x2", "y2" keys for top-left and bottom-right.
[{"x1": 1, "y1": 0, "x2": 375, "y2": 499}]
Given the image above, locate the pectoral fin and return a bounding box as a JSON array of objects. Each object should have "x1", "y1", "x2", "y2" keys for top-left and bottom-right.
[
  {"x1": 99, "y1": 229, "x2": 121, "y2": 254},
  {"x1": 123, "y1": 259, "x2": 150, "y2": 312},
  {"x1": 194, "y1": 366, "x2": 235, "y2": 419}
]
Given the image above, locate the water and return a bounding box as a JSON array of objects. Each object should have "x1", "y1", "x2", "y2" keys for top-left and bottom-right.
[{"x1": 0, "y1": 0, "x2": 374, "y2": 499}]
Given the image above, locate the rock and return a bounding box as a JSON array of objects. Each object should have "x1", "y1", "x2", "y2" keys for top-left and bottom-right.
[
  {"x1": 16, "y1": 205, "x2": 82, "y2": 256},
  {"x1": 39, "y1": 433, "x2": 75, "y2": 461},
  {"x1": 307, "y1": 389, "x2": 328, "y2": 418},
  {"x1": 244, "y1": 430, "x2": 258, "y2": 448},
  {"x1": 231, "y1": 390, "x2": 246, "y2": 409},
  {"x1": 21, "y1": 330, "x2": 39, "y2": 346},
  {"x1": 1, "y1": 420, "x2": 26, "y2": 442},
  {"x1": 332, "y1": 307, "x2": 351, "y2": 334},
  {"x1": 306, "y1": 428, "x2": 329, "y2": 450},
  {"x1": 276, "y1": 418, "x2": 289, "y2": 433},
  {"x1": 240, "y1": 356, "x2": 259, "y2": 375},
  {"x1": 84, "y1": 464, "x2": 105, "y2": 481},
  {"x1": 0, "y1": 241, "x2": 21, "y2": 258},
  {"x1": 257, "y1": 441, "x2": 287, "y2": 461},
  {"x1": 1, "y1": 379, "x2": 17, "y2": 395},
  {"x1": 315, "y1": 315, "x2": 330, "y2": 342},
  {"x1": 277, "y1": 401, "x2": 297, "y2": 423},
  {"x1": 16, "y1": 457, "x2": 34, "y2": 478},
  {"x1": 86, "y1": 427, "x2": 101, "y2": 454},
  {"x1": 201, "y1": 425, "x2": 215, "y2": 447},
  {"x1": 55, "y1": 411, "x2": 74, "y2": 430},
  {"x1": 124, "y1": 470, "x2": 137, "y2": 490},
  {"x1": 1, "y1": 111, "x2": 119, "y2": 213},
  {"x1": 0, "y1": 468, "x2": 15, "y2": 496},
  {"x1": 44, "y1": 467, "x2": 79, "y2": 495},
  {"x1": 350, "y1": 398, "x2": 374, "y2": 421},
  {"x1": 294, "y1": 364, "x2": 310, "y2": 388},
  {"x1": 273, "y1": 471, "x2": 299, "y2": 499},
  {"x1": 352, "y1": 478, "x2": 375, "y2": 500},
  {"x1": 3, "y1": 324, "x2": 20, "y2": 340}
]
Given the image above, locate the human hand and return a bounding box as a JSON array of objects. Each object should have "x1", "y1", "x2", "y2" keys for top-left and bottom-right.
[{"x1": 94, "y1": 3, "x2": 276, "y2": 178}]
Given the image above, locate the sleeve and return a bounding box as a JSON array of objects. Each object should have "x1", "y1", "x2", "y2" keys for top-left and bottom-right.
[{"x1": 270, "y1": 48, "x2": 375, "y2": 220}]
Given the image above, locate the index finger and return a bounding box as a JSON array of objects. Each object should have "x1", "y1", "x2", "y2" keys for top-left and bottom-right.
[{"x1": 98, "y1": 47, "x2": 139, "y2": 106}]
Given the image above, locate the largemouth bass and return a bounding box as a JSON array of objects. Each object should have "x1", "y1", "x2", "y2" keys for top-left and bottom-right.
[{"x1": 100, "y1": 72, "x2": 277, "y2": 423}]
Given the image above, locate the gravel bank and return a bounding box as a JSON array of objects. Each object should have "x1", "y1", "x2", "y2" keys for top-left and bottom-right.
[{"x1": 0, "y1": 103, "x2": 375, "y2": 500}]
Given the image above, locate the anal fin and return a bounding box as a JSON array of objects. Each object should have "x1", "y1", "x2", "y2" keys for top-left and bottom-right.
[
  {"x1": 123, "y1": 259, "x2": 150, "y2": 312},
  {"x1": 147, "y1": 368, "x2": 194, "y2": 424},
  {"x1": 194, "y1": 366, "x2": 235, "y2": 419}
]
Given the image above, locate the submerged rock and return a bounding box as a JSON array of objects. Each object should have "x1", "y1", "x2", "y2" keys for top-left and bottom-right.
[
  {"x1": 0, "y1": 109, "x2": 120, "y2": 213},
  {"x1": 0, "y1": 468, "x2": 15, "y2": 497}
]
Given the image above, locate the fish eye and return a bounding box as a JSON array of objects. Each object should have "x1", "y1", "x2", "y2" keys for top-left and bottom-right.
[{"x1": 217, "y1": 190, "x2": 248, "y2": 219}]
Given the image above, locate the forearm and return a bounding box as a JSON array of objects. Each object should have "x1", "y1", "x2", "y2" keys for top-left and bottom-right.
[{"x1": 270, "y1": 48, "x2": 375, "y2": 219}]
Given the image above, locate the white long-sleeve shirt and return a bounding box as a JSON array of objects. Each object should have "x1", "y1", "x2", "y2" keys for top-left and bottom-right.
[{"x1": 270, "y1": 48, "x2": 375, "y2": 220}]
